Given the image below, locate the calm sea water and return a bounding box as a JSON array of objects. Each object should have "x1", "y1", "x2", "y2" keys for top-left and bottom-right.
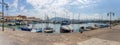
[{"x1": 0, "y1": 23, "x2": 102, "y2": 33}]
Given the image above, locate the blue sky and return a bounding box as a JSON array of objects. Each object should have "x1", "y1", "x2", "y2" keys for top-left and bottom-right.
[{"x1": 0, "y1": 0, "x2": 120, "y2": 20}]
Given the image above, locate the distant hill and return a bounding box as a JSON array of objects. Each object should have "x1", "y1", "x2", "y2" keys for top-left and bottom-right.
[
  {"x1": 49, "y1": 17, "x2": 108, "y2": 23},
  {"x1": 50, "y1": 17, "x2": 70, "y2": 21}
]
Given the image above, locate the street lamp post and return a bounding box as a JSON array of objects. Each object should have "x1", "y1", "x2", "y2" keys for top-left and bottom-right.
[
  {"x1": 107, "y1": 12, "x2": 115, "y2": 29},
  {"x1": 2, "y1": 0, "x2": 4, "y2": 31},
  {"x1": 1, "y1": 0, "x2": 9, "y2": 31}
]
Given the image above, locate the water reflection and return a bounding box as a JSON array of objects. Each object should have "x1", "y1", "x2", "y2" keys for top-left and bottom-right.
[{"x1": 0, "y1": 23, "x2": 104, "y2": 33}]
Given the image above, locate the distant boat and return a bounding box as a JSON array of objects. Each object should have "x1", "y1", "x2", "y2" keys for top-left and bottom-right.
[
  {"x1": 95, "y1": 23, "x2": 109, "y2": 28},
  {"x1": 15, "y1": 22, "x2": 21, "y2": 25},
  {"x1": 31, "y1": 28, "x2": 42, "y2": 33},
  {"x1": 15, "y1": 21, "x2": 26, "y2": 25},
  {"x1": 61, "y1": 21, "x2": 70, "y2": 25},
  {"x1": 8, "y1": 23, "x2": 16, "y2": 26},
  {"x1": 86, "y1": 26, "x2": 98, "y2": 30},
  {"x1": 60, "y1": 21, "x2": 74, "y2": 33}
]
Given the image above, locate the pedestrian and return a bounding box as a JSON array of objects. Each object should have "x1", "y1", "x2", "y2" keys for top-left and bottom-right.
[{"x1": 79, "y1": 26, "x2": 84, "y2": 34}]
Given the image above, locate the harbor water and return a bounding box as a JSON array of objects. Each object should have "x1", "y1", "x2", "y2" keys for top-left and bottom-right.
[{"x1": 0, "y1": 23, "x2": 105, "y2": 33}]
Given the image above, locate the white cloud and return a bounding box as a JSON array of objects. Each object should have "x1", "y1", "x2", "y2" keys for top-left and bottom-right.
[
  {"x1": 19, "y1": 6, "x2": 28, "y2": 14},
  {"x1": 26, "y1": 0, "x2": 69, "y2": 9},
  {"x1": 8, "y1": 0, "x2": 18, "y2": 15},
  {"x1": 76, "y1": 13, "x2": 110, "y2": 20},
  {"x1": 69, "y1": 0, "x2": 100, "y2": 8},
  {"x1": 6, "y1": 0, "x2": 100, "y2": 19},
  {"x1": 5, "y1": 0, "x2": 118, "y2": 20},
  {"x1": 27, "y1": 0, "x2": 100, "y2": 17},
  {"x1": 11, "y1": 0, "x2": 18, "y2": 9}
]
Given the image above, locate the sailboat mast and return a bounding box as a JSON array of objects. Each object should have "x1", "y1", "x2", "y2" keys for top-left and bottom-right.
[
  {"x1": 78, "y1": 13, "x2": 80, "y2": 24},
  {"x1": 73, "y1": 13, "x2": 74, "y2": 24},
  {"x1": 54, "y1": 8, "x2": 56, "y2": 22},
  {"x1": 45, "y1": 13, "x2": 49, "y2": 27}
]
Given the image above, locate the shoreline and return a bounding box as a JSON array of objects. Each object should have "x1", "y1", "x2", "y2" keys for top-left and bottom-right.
[{"x1": 0, "y1": 25, "x2": 119, "y2": 45}]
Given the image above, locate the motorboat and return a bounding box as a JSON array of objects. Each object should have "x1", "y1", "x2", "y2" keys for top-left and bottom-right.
[
  {"x1": 20, "y1": 27, "x2": 32, "y2": 31},
  {"x1": 60, "y1": 25, "x2": 74, "y2": 33},
  {"x1": 20, "y1": 24, "x2": 32, "y2": 31},
  {"x1": 44, "y1": 15, "x2": 55, "y2": 33},
  {"x1": 60, "y1": 20, "x2": 74, "y2": 33},
  {"x1": 44, "y1": 27, "x2": 54, "y2": 33},
  {"x1": 31, "y1": 28, "x2": 42, "y2": 33}
]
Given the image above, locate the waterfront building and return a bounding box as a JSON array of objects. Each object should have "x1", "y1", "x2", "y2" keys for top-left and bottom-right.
[
  {"x1": 17, "y1": 15, "x2": 27, "y2": 20},
  {"x1": 4, "y1": 15, "x2": 27, "y2": 21}
]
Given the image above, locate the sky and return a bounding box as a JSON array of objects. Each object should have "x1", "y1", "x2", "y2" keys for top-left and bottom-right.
[{"x1": 0, "y1": 0, "x2": 120, "y2": 20}]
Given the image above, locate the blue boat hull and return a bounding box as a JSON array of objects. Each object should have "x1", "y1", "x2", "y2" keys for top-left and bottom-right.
[{"x1": 21, "y1": 28, "x2": 32, "y2": 31}]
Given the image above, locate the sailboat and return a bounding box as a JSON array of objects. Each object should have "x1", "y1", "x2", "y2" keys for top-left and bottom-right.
[
  {"x1": 21, "y1": 22, "x2": 42, "y2": 32},
  {"x1": 60, "y1": 11, "x2": 74, "y2": 33},
  {"x1": 44, "y1": 15, "x2": 54, "y2": 33}
]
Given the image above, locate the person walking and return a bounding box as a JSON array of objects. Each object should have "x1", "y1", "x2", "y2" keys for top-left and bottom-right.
[{"x1": 79, "y1": 26, "x2": 84, "y2": 34}]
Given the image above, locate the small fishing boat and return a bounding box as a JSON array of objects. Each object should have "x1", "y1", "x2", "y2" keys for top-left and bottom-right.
[
  {"x1": 31, "y1": 28, "x2": 42, "y2": 33},
  {"x1": 44, "y1": 27, "x2": 54, "y2": 33}
]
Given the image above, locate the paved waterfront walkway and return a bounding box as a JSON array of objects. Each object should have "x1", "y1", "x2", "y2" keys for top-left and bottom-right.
[
  {"x1": 76, "y1": 26, "x2": 120, "y2": 45},
  {"x1": 54, "y1": 25, "x2": 120, "y2": 45},
  {"x1": 0, "y1": 25, "x2": 120, "y2": 45},
  {"x1": 77, "y1": 38, "x2": 120, "y2": 45},
  {"x1": 0, "y1": 32, "x2": 20, "y2": 45}
]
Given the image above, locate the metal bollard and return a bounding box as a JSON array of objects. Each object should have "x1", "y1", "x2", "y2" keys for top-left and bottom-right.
[{"x1": 13, "y1": 28, "x2": 15, "y2": 31}]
